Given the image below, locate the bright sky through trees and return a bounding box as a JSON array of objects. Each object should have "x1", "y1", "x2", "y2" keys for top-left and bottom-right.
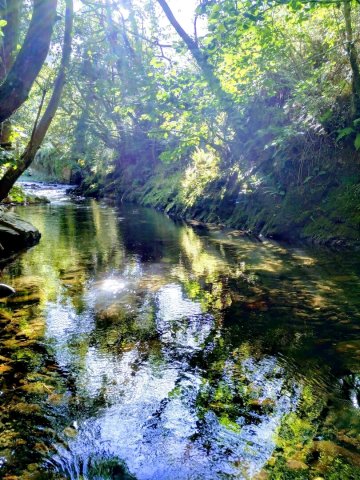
[
  {"x1": 166, "y1": 0, "x2": 198, "y2": 31},
  {"x1": 73, "y1": 0, "x2": 198, "y2": 32}
]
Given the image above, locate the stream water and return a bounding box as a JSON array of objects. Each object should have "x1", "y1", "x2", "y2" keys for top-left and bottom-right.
[{"x1": 0, "y1": 184, "x2": 360, "y2": 479}]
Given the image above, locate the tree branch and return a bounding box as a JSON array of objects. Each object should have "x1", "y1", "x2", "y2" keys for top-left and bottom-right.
[{"x1": 0, "y1": 0, "x2": 58, "y2": 123}]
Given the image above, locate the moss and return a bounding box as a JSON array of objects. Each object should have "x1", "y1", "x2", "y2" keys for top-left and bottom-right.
[
  {"x1": 266, "y1": 458, "x2": 310, "y2": 480},
  {"x1": 85, "y1": 456, "x2": 136, "y2": 480},
  {"x1": 2, "y1": 185, "x2": 50, "y2": 205},
  {"x1": 93, "y1": 139, "x2": 360, "y2": 247},
  {"x1": 265, "y1": 379, "x2": 360, "y2": 480},
  {"x1": 267, "y1": 454, "x2": 360, "y2": 480},
  {"x1": 219, "y1": 414, "x2": 241, "y2": 432}
]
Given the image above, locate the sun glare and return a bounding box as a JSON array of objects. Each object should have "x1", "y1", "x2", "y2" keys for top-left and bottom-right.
[
  {"x1": 100, "y1": 278, "x2": 127, "y2": 294},
  {"x1": 74, "y1": 0, "x2": 198, "y2": 30}
]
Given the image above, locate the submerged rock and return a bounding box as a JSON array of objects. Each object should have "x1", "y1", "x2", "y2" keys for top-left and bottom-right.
[{"x1": 0, "y1": 207, "x2": 41, "y2": 261}]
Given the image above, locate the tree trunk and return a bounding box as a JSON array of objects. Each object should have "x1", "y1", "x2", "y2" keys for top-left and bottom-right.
[
  {"x1": 0, "y1": 0, "x2": 73, "y2": 201},
  {"x1": 157, "y1": 0, "x2": 236, "y2": 119},
  {"x1": 0, "y1": 0, "x2": 21, "y2": 81},
  {"x1": 0, "y1": 0, "x2": 22, "y2": 148},
  {"x1": 0, "y1": 120, "x2": 12, "y2": 149},
  {"x1": 343, "y1": 0, "x2": 360, "y2": 120},
  {"x1": 0, "y1": 0, "x2": 58, "y2": 124}
]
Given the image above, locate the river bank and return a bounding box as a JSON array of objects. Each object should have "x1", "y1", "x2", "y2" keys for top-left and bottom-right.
[
  {"x1": 14, "y1": 155, "x2": 360, "y2": 260},
  {"x1": 90, "y1": 146, "x2": 359, "y2": 249}
]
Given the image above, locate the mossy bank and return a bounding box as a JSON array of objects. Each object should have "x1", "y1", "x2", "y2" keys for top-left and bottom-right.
[{"x1": 80, "y1": 141, "x2": 360, "y2": 248}]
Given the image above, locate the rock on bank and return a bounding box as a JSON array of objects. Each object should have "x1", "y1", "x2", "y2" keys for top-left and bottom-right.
[{"x1": 0, "y1": 207, "x2": 40, "y2": 260}]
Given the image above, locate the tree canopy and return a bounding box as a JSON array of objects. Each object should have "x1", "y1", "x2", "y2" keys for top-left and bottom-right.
[{"x1": 1, "y1": 0, "x2": 360, "y2": 200}]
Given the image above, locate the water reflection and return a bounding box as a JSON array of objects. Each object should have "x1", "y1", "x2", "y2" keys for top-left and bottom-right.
[
  {"x1": 98, "y1": 278, "x2": 128, "y2": 294},
  {"x1": 0, "y1": 194, "x2": 360, "y2": 478}
]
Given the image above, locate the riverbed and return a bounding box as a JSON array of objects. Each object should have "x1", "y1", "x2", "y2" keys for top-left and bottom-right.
[{"x1": 0, "y1": 184, "x2": 359, "y2": 479}]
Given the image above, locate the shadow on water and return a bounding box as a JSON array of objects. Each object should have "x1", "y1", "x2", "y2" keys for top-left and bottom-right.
[{"x1": 0, "y1": 191, "x2": 360, "y2": 478}]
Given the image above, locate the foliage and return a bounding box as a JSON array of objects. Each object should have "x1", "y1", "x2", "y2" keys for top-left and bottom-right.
[
  {"x1": 2, "y1": 0, "x2": 360, "y2": 194},
  {"x1": 1, "y1": 0, "x2": 360, "y2": 245}
]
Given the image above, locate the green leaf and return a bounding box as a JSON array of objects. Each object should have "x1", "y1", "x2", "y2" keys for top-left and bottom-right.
[
  {"x1": 354, "y1": 133, "x2": 360, "y2": 150},
  {"x1": 336, "y1": 127, "x2": 354, "y2": 142},
  {"x1": 319, "y1": 109, "x2": 332, "y2": 123}
]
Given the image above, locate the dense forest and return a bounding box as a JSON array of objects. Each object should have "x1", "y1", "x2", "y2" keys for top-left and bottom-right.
[
  {"x1": 1, "y1": 2, "x2": 360, "y2": 480},
  {"x1": 1, "y1": 0, "x2": 360, "y2": 245}
]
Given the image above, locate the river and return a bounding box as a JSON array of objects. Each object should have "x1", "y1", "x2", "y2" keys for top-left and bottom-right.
[{"x1": 0, "y1": 184, "x2": 359, "y2": 479}]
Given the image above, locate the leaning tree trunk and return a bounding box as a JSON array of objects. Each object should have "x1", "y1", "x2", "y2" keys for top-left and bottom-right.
[
  {"x1": 0, "y1": 0, "x2": 21, "y2": 80},
  {"x1": 0, "y1": 0, "x2": 58, "y2": 124},
  {"x1": 157, "y1": 0, "x2": 237, "y2": 126},
  {"x1": 0, "y1": 0, "x2": 22, "y2": 148},
  {"x1": 0, "y1": 0, "x2": 73, "y2": 201},
  {"x1": 343, "y1": 0, "x2": 360, "y2": 120}
]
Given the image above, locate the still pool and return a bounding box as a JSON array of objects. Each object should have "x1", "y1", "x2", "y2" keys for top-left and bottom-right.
[{"x1": 0, "y1": 188, "x2": 360, "y2": 479}]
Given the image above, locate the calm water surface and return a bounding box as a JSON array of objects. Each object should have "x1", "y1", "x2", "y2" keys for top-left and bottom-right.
[{"x1": 0, "y1": 185, "x2": 360, "y2": 479}]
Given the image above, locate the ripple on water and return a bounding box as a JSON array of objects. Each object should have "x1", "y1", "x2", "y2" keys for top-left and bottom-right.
[{"x1": 1, "y1": 188, "x2": 360, "y2": 479}]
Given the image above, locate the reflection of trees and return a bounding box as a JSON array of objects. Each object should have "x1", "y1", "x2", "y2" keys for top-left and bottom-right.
[
  {"x1": 118, "y1": 210, "x2": 360, "y2": 477},
  {"x1": 174, "y1": 227, "x2": 254, "y2": 311},
  {"x1": 3, "y1": 202, "x2": 125, "y2": 311},
  {"x1": 266, "y1": 380, "x2": 360, "y2": 479},
  {"x1": 171, "y1": 227, "x2": 360, "y2": 477},
  {"x1": 118, "y1": 205, "x2": 183, "y2": 263},
  {"x1": 187, "y1": 234, "x2": 360, "y2": 377},
  {"x1": 0, "y1": 201, "x2": 128, "y2": 477},
  {"x1": 92, "y1": 289, "x2": 158, "y2": 350},
  {"x1": 1, "y1": 201, "x2": 360, "y2": 477},
  {"x1": 0, "y1": 296, "x2": 68, "y2": 478}
]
